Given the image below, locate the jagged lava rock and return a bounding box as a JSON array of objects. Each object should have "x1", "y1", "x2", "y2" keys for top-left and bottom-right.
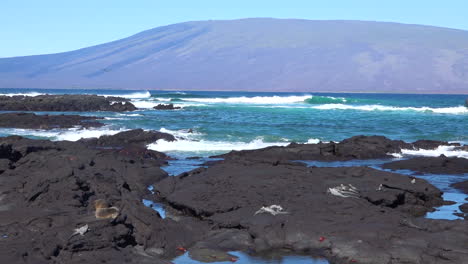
[
  {"x1": 214, "y1": 135, "x2": 459, "y2": 163},
  {"x1": 0, "y1": 94, "x2": 136, "y2": 112},
  {"x1": 155, "y1": 160, "x2": 468, "y2": 264},
  {"x1": 0, "y1": 136, "x2": 207, "y2": 264},
  {"x1": 79, "y1": 129, "x2": 176, "y2": 148},
  {"x1": 0, "y1": 112, "x2": 104, "y2": 129},
  {"x1": 153, "y1": 104, "x2": 181, "y2": 110},
  {"x1": 382, "y1": 156, "x2": 468, "y2": 175}
]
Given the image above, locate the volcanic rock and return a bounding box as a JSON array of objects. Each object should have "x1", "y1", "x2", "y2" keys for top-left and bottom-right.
[
  {"x1": 153, "y1": 104, "x2": 181, "y2": 110},
  {"x1": 79, "y1": 129, "x2": 176, "y2": 148},
  {"x1": 382, "y1": 156, "x2": 468, "y2": 174},
  {"x1": 0, "y1": 112, "x2": 104, "y2": 129},
  {"x1": 215, "y1": 136, "x2": 463, "y2": 165},
  {"x1": 0, "y1": 94, "x2": 136, "y2": 112},
  {"x1": 451, "y1": 180, "x2": 468, "y2": 195},
  {"x1": 78, "y1": 129, "x2": 176, "y2": 165},
  {"x1": 215, "y1": 135, "x2": 413, "y2": 162},
  {"x1": 154, "y1": 160, "x2": 468, "y2": 263},
  {"x1": 0, "y1": 136, "x2": 207, "y2": 264},
  {"x1": 411, "y1": 140, "x2": 459, "y2": 150},
  {"x1": 460, "y1": 204, "x2": 468, "y2": 213},
  {"x1": 1, "y1": 134, "x2": 468, "y2": 264}
]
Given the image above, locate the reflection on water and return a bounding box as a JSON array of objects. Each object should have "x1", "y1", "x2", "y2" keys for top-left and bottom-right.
[
  {"x1": 142, "y1": 199, "x2": 166, "y2": 219},
  {"x1": 426, "y1": 192, "x2": 466, "y2": 220},
  {"x1": 375, "y1": 167, "x2": 468, "y2": 220},
  {"x1": 161, "y1": 157, "x2": 223, "y2": 176},
  {"x1": 173, "y1": 251, "x2": 329, "y2": 264},
  {"x1": 301, "y1": 159, "x2": 468, "y2": 220},
  {"x1": 297, "y1": 158, "x2": 399, "y2": 168}
]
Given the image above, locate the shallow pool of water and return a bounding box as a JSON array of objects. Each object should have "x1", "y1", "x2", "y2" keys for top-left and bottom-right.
[{"x1": 173, "y1": 251, "x2": 329, "y2": 264}]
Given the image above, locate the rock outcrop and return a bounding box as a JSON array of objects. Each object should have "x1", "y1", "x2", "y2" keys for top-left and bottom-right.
[
  {"x1": 383, "y1": 156, "x2": 468, "y2": 175},
  {"x1": 0, "y1": 135, "x2": 206, "y2": 264},
  {"x1": 153, "y1": 104, "x2": 181, "y2": 110},
  {"x1": 0, "y1": 112, "x2": 104, "y2": 129},
  {"x1": 0, "y1": 94, "x2": 136, "y2": 112},
  {"x1": 1, "y1": 134, "x2": 467, "y2": 264},
  {"x1": 154, "y1": 160, "x2": 468, "y2": 264},
  {"x1": 214, "y1": 135, "x2": 457, "y2": 163}
]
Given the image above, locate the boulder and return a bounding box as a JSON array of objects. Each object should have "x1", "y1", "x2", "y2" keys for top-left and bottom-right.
[{"x1": 153, "y1": 104, "x2": 181, "y2": 110}]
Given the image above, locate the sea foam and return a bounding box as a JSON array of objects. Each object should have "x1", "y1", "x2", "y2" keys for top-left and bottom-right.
[
  {"x1": 1, "y1": 127, "x2": 126, "y2": 142},
  {"x1": 390, "y1": 145, "x2": 468, "y2": 159},
  {"x1": 0, "y1": 92, "x2": 45, "y2": 97},
  {"x1": 182, "y1": 95, "x2": 312, "y2": 104},
  {"x1": 147, "y1": 138, "x2": 289, "y2": 153},
  {"x1": 99, "y1": 91, "x2": 151, "y2": 99},
  {"x1": 311, "y1": 104, "x2": 468, "y2": 114}
]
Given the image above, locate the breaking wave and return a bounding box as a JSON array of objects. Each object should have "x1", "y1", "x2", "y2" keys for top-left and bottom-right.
[
  {"x1": 0, "y1": 92, "x2": 45, "y2": 97},
  {"x1": 390, "y1": 145, "x2": 468, "y2": 159},
  {"x1": 147, "y1": 138, "x2": 289, "y2": 153},
  {"x1": 181, "y1": 95, "x2": 312, "y2": 104},
  {"x1": 99, "y1": 91, "x2": 151, "y2": 99},
  {"x1": 0, "y1": 127, "x2": 126, "y2": 142},
  {"x1": 311, "y1": 104, "x2": 468, "y2": 114}
]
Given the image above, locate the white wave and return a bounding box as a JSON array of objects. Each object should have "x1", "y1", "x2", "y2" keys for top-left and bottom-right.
[
  {"x1": 153, "y1": 98, "x2": 173, "y2": 102},
  {"x1": 307, "y1": 138, "x2": 321, "y2": 144},
  {"x1": 173, "y1": 103, "x2": 206, "y2": 108},
  {"x1": 116, "y1": 113, "x2": 143, "y2": 117},
  {"x1": 0, "y1": 92, "x2": 44, "y2": 97},
  {"x1": 131, "y1": 100, "x2": 159, "y2": 109},
  {"x1": 104, "y1": 117, "x2": 125, "y2": 120},
  {"x1": 159, "y1": 127, "x2": 203, "y2": 139},
  {"x1": 311, "y1": 104, "x2": 468, "y2": 114},
  {"x1": 0, "y1": 127, "x2": 126, "y2": 142},
  {"x1": 55, "y1": 128, "x2": 126, "y2": 141},
  {"x1": 390, "y1": 146, "x2": 468, "y2": 159},
  {"x1": 99, "y1": 91, "x2": 151, "y2": 99},
  {"x1": 182, "y1": 95, "x2": 312, "y2": 104},
  {"x1": 147, "y1": 138, "x2": 288, "y2": 153}
]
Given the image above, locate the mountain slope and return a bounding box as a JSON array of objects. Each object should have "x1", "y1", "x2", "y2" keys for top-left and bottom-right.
[{"x1": 1, "y1": 18, "x2": 468, "y2": 93}]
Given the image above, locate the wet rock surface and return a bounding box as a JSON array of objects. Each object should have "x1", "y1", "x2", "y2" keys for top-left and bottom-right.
[
  {"x1": 452, "y1": 180, "x2": 468, "y2": 195},
  {"x1": 382, "y1": 156, "x2": 468, "y2": 175},
  {"x1": 153, "y1": 104, "x2": 181, "y2": 110},
  {"x1": 79, "y1": 129, "x2": 176, "y2": 148},
  {"x1": 0, "y1": 94, "x2": 136, "y2": 112},
  {"x1": 0, "y1": 135, "x2": 210, "y2": 264},
  {"x1": 155, "y1": 160, "x2": 468, "y2": 264},
  {"x1": 78, "y1": 129, "x2": 176, "y2": 166},
  {"x1": 0, "y1": 112, "x2": 104, "y2": 129},
  {"x1": 214, "y1": 135, "x2": 455, "y2": 163},
  {"x1": 1, "y1": 134, "x2": 468, "y2": 264}
]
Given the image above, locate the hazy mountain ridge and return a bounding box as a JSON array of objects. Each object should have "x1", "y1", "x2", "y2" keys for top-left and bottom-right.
[{"x1": 1, "y1": 18, "x2": 468, "y2": 93}]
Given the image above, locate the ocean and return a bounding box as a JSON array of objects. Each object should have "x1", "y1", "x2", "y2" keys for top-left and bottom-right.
[
  {"x1": 1, "y1": 88, "x2": 467, "y2": 263},
  {"x1": 1, "y1": 89, "x2": 467, "y2": 159}
]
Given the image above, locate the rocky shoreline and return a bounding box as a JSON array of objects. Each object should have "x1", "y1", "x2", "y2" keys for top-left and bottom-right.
[
  {"x1": 0, "y1": 94, "x2": 136, "y2": 112},
  {"x1": 0, "y1": 132, "x2": 467, "y2": 264},
  {"x1": 0, "y1": 112, "x2": 105, "y2": 130}
]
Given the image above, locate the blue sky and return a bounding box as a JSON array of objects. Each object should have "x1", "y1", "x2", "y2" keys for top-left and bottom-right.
[{"x1": 1, "y1": 0, "x2": 467, "y2": 57}]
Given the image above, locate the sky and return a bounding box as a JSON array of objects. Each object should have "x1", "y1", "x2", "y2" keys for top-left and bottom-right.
[{"x1": 1, "y1": 0, "x2": 467, "y2": 58}]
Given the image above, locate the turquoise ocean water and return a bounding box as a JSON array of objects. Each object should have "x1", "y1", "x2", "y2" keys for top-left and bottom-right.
[{"x1": 1, "y1": 89, "x2": 466, "y2": 158}]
